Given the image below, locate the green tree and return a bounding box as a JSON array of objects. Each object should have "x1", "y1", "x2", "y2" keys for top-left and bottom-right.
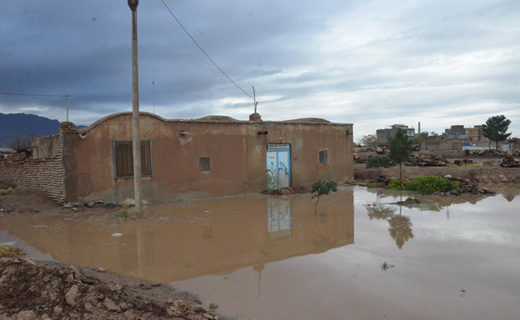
[
  {"x1": 366, "y1": 155, "x2": 393, "y2": 178},
  {"x1": 311, "y1": 180, "x2": 337, "y2": 214},
  {"x1": 481, "y1": 115, "x2": 512, "y2": 149},
  {"x1": 388, "y1": 128, "x2": 413, "y2": 184}
]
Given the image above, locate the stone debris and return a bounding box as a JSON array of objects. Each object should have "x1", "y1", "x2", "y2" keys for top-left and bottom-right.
[
  {"x1": 406, "y1": 154, "x2": 449, "y2": 167},
  {"x1": 499, "y1": 155, "x2": 520, "y2": 168},
  {"x1": 465, "y1": 149, "x2": 520, "y2": 157},
  {"x1": 453, "y1": 159, "x2": 474, "y2": 166},
  {"x1": 393, "y1": 198, "x2": 421, "y2": 206},
  {"x1": 0, "y1": 258, "x2": 222, "y2": 320},
  {"x1": 446, "y1": 177, "x2": 495, "y2": 195},
  {"x1": 261, "y1": 186, "x2": 309, "y2": 195}
]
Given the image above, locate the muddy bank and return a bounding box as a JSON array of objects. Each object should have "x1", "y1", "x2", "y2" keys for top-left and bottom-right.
[{"x1": 0, "y1": 258, "x2": 224, "y2": 320}]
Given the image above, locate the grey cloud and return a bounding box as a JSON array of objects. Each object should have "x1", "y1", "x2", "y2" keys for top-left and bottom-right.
[{"x1": 1, "y1": 0, "x2": 519, "y2": 139}]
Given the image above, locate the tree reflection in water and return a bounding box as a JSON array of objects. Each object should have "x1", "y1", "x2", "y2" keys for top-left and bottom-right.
[
  {"x1": 388, "y1": 213, "x2": 413, "y2": 249},
  {"x1": 365, "y1": 201, "x2": 414, "y2": 249}
]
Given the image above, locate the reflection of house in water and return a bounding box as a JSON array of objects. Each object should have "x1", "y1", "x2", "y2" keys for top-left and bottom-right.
[{"x1": 0, "y1": 191, "x2": 354, "y2": 283}]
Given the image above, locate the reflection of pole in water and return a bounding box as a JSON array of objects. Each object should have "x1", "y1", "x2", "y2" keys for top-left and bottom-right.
[{"x1": 253, "y1": 264, "x2": 264, "y2": 299}]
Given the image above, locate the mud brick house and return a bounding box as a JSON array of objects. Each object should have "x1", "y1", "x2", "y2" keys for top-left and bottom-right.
[{"x1": 0, "y1": 112, "x2": 353, "y2": 203}]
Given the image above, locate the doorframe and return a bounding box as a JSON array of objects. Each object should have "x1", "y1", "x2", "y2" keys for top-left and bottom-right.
[{"x1": 266, "y1": 143, "x2": 292, "y2": 190}]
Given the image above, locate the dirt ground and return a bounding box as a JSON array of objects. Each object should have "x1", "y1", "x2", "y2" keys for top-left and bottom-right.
[
  {"x1": 354, "y1": 162, "x2": 520, "y2": 184},
  {"x1": 0, "y1": 190, "x2": 64, "y2": 215},
  {"x1": 0, "y1": 258, "x2": 223, "y2": 320}
]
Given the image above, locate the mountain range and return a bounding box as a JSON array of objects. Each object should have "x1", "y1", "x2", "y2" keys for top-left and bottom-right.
[{"x1": 0, "y1": 113, "x2": 62, "y2": 147}]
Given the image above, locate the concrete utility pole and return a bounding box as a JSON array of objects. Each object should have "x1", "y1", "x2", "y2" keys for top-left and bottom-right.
[
  {"x1": 128, "y1": 0, "x2": 143, "y2": 218},
  {"x1": 65, "y1": 95, "x2": 70, "y2": 122}
]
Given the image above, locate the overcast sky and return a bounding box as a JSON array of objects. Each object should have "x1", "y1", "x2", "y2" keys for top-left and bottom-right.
[{"x1": 1, "y1": 0, "x2": 519, "y2": 141}]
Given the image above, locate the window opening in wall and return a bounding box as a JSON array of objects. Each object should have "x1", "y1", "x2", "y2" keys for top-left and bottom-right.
[
  {"x1": 113, "y1": 140, "x2": 152, "y2": 179},
  {"x1": 199, "y1": 157, "x2": 211, "y2": 172},
  {"x1": 319, "y1": 150, "x2": 328, "y2": 164}
]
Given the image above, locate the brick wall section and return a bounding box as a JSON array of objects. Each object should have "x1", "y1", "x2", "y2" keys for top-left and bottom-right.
[{"x1": 0, "y1": 133, "x2": 66, "y2": 203}]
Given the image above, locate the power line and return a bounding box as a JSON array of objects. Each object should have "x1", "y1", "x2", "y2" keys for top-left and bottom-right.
[
  {"x1": 0, "y1": 92, "x2": 68, "y2": 98},
  {"x1": 160, "y1": 0, "x2": 253, "y2": 100}
]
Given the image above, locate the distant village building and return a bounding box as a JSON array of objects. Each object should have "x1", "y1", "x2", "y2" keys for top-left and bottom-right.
[
  {"x1": 0, "y1": 147, "x2": 15, "y2": 160},
  {"x1": 376, "y1": 124, "x2": 415, "y2": 143},
  {"x1": 443, "y1": 125, "x2": 467, "y2": 140},
  {"x1": 0, "y1": 112, "x2": 354, "y2": 204},
  {"x1": 442, "y1": 125, "x2": 489, "y2": 143},
  {"x1": 425, "y1": 124, "x2": 499, "y2": 152}
]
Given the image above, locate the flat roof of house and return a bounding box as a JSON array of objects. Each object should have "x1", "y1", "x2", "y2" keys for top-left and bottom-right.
[{"x1": 78, "y1": 112, "x2": 353, "y2": 134}]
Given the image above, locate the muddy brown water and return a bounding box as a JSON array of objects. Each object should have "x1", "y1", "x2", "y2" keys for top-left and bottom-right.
[{"x1": 1, "y1": 186, "x2": 520, "y2": 320}]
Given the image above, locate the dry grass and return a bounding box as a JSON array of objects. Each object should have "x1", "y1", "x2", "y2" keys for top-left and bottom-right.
[
  {"x1": 0, "y1": 188, "x2": 18, "y2": 196},
  {"x1": 0, "y1": 245, "x2": 25, "y2": 258},
  {"x1": 447, "y1": 163, "x2": 485, "y2": 168}
]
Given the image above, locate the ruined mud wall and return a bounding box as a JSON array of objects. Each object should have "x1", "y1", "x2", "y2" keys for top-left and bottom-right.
[{"x1": 0, "y1": 134, "x2": 66, "y2": 203}]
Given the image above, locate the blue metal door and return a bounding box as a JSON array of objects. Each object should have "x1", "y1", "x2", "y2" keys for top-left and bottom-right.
[{"x1": 266, "y1": 144, "x2": 291, "y2": 190}]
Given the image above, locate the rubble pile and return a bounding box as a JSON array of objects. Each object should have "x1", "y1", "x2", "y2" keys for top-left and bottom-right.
[
  {"x1": 394, "y1": 198, "x2": 421, "y2": 206},
  {"x1": 261, "y1": 186, "x2": 309, "y2": 195},
  {"x1": 500, "y1": 155, "x2": 520, "y2": 168},
  {"x1": 464, "y1": 149, "x2": 520, "y2": 157},
  {"x1": 0, "y1": 258, "x2": 220, "y2": 320},
  {"x1": 446, "y1": 176, "x2": 495, "y2": 195},
  {"x1": 63, "y1": 201, "x2": 120, "y2": 210},
  {"x1": 406, "y1": 154, "x2": 449, "y2": 167},
  {"x1": 453, "y1": 159, "x2": 473, "y2": 166}
]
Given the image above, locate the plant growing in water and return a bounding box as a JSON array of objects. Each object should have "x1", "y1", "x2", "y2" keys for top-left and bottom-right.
[
  {"x1": 386, "y1": 176, "x2": 459, "y2": 195},
  {"x1": 311, "y1": 180, "x2": 338, "y2": 213}
]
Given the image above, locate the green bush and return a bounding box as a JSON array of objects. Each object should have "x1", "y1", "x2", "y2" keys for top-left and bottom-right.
[
  {"x1": 387, "y1": 179, "x2": 406, "y2": 190},
  {"x1": 366, "y1": 156, "x2": 393, "y2": 170},
  {"x1": 311, "y1": 180, "x2": 338, "y2": 213},
  {"x1": 312, "y1": 180, "x2": 338, "y2": 196},
  {"x1": 386, "y1": 176, "x2": 459, "y2": 195}
]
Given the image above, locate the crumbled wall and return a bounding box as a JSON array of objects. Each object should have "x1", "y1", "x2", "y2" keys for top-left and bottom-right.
[{"x1": 0, "y1": 134, "x2": 66, "y2": 203}]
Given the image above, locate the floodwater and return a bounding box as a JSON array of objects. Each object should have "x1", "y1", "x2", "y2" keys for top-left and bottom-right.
[{"x1": 1, "y1": 186, "x2": 520, "y2": 320}]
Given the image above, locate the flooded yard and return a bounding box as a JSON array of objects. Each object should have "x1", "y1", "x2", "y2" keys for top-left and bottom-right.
[{"x1": 1, "y1": 186, "x2": 520, "y2": 320}]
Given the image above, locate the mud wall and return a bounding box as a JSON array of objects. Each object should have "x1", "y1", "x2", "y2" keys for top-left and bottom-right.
[
  {"x1": 422, "y1": 140, "x2": 462, "y2": 152},
  {"x1": 0, "y1": 134, "x2": 66, "y2": 203},
  {"x1": 71, "y1": 113, "x2": 354, "y2": 203}
]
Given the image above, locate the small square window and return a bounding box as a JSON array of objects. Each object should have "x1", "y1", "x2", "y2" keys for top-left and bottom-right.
[
  {"x1": 319, "y1": 150, "x2": 327, "y2": 164},
  {"x1": 199, "y1": 157, "x2": 211, "y2": 172}
]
